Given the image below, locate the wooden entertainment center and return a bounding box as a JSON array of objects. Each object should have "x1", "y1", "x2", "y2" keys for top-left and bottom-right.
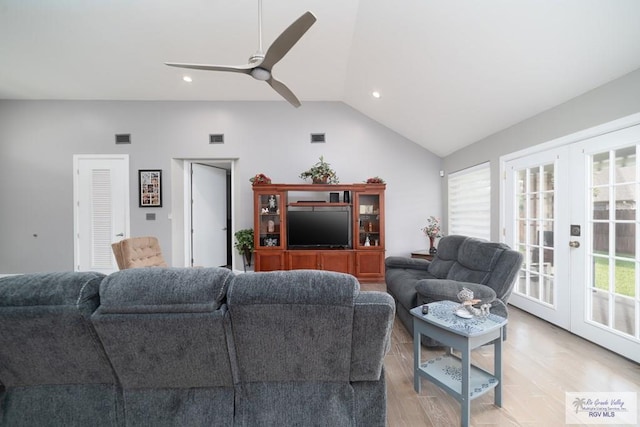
[{"x1": 253, "y1": 183, "x2": 385, "y2": 281}]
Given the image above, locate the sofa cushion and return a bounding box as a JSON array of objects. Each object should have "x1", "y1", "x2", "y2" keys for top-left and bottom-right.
[
  {"x1": 446, "y1": 238, "x2": 506, "y2": 284},
  {"x1": 0, "y1": 272, "x2": 112, "y2": 385},
  {"x1": 96, "y1": 267, "x2": 232, "y2": 313},
  {"x1": 0, "y1": 272, "x2": 121, "y2": 427},
  {"x1": 228, "y1": 270, "x2": 358, "y2": 383},
  {"x1": 415, "y1": 279, "x2": 497, "y2": 305},
  {"x1": 92, "y1": 267, "x2": 235, "y2": 389},
  {"x1": 428, "y1": 235, "x2": 466, "y2": 278}
]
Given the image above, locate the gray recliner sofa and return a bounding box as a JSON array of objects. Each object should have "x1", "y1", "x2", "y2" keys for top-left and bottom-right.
[
  {"x1": 0, "y1": 267, "x2": 395, "y2": 426},
  {"x1": 385, "y1": 235, "x2": 523, "y2": 345}
]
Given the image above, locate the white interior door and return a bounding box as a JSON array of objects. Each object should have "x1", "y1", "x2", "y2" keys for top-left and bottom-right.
[
  {"x1": 569, "y1": 125, "x2": 640, "y2": 363},
  {"x1": 74, "y1": 155, "x2": 130, "y2": 273},
  {"x1": 191, "y1": 163, "x2": 228, "y2": 267},
  {"x1": 505, "y1": 147, "x2": 571, "y2": 329}
]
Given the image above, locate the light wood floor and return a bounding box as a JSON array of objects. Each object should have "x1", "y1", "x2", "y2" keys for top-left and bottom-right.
[{"x1": 361, "y1": 283, "x2": 640, "y2": 427}]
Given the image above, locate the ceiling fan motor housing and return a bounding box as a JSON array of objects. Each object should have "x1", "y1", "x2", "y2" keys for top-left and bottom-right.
[{"x1": 251, "y1": 67, "x2": 271, "y2": 81}]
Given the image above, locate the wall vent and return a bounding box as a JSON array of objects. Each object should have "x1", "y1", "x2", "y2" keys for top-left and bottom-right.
[
  {"x1": 209, "y1": 134, "x2": 225, "y2": 144},
  {"x1": 115, "y1": 134, "x2": 131, "y2": 144},
  {"x1": 310, "y1": 133, "x2": 326, "y2": 143}
]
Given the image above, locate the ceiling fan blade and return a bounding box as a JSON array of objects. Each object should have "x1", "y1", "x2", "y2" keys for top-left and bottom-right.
[
  {"x1": 260, "y1": 11, "x2": 316, "y2": 71},
  {"x1": 267, "y1": 77, "x2": 301, "y2": 108},
  {"x1": 165, "y1": 62, "x2": 255, "y2": 74}
]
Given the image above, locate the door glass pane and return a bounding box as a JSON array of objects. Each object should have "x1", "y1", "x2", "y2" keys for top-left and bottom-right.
[
  {"x1": 615, "y1": 146, "x2": 635, "y2": 183},
  {"x1": 513, "y1": 163, "x2": 556, "y2": 306},
  {"x1": 591, "y1": 289, "x2": 610, "y2": 327},
  {"x1": 593, "y1": 255, "x2": 610, "y2": 292},
  {"x1": 614, "y1": 295, "x2": 635, "y2": 336},
  {"x1": 593, "y1": 186, "x2": 609, "y2": 220},
  {"x1": 614, "y1": 258, "x2": 635, "y2": 297},
  {"x1": 529, "y1": 168, "x2": 540, "y2": 192},
  {"x1": 592, "y1": 152, "x2": 610, "y2": 185},
  {"x1": 615, "y1": 184, "x2": 635, "y2": 220},
  {"x1": 616, "y1": 223, "x2": 635, "y2": 257},
  {"x1": 543, "y1": 164, "x2": 554, "y2": 191}
]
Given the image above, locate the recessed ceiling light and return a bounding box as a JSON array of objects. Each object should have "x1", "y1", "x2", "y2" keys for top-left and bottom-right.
[
  {"x1": 372, "y1": 91, "x2": 381, "y2": 99},
  {"x1": 183, "y1": 76, "x2": 193, "y2": 83}
]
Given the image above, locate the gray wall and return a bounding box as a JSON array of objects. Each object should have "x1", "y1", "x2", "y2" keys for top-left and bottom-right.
[
  {"x1": 442, "y1": 68, "x2": 640, "y2": 241},
  {"x1": 0, "y1": 100, "x2": 441, "y2": 273}
]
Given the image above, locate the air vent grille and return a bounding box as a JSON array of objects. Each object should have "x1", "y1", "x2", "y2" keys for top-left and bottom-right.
[
  {"x1": 310, "y1": 133, "x2": 326, "y2": 143},
  {"x1": 115, "y1": 134, "x2": 131, "y2": 144},
  {"x1": 209, "y1": 134, "x2": 224, "y2": 144}
]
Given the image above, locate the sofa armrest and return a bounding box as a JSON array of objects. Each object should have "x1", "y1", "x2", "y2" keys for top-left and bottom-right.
[
  {"x1": 351, "y1": 292, "x2": 395, "y2": 382},
  {"x1": 384, "y1": 256, "x2": 431, "y2": 271},
  {"x1": 415, "y1": 279, "x2": 497, "y2": 305}
]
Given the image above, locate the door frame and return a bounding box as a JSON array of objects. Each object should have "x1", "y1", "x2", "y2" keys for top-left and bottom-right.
[
  {"x1": 500, "y1": 112, "x2": 640, "y2": 361},
  {"x1": 73, "y1": 154, "x2": 130, "y2": 272},
  {"x1": 181, "y1": 159, "x2": 235, "y2": 268}
]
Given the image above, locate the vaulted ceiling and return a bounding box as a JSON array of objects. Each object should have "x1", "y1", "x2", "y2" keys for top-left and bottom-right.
[{"x1": 2, "y1": 0, "x2": 640, "y2": 157}]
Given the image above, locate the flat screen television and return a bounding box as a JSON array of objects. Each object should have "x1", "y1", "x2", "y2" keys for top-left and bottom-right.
[{"x1": 287, "y1": 210, "x2": 351, "y2": 248}]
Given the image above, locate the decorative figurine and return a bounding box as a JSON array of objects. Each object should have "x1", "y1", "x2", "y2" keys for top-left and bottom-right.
[
  {"x1": 268, "y1": 195, "x2": 277, "y2": 213},
  {"x1": 456, "y1": 287, "x2": 491, "y2": 318}
]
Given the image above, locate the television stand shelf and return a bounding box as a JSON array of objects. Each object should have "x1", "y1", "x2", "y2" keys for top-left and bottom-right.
[{"x1": 252, "y1": 183, "x2": 385, "y2": 281}]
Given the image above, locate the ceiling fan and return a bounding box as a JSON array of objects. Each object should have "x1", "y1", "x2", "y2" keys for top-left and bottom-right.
[{"x1": 165, "y1": 0, "x2": 316, "y2": 108}]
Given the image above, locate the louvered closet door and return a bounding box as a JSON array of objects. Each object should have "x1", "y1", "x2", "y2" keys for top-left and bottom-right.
[{"x1": 74, "y1": 155, "x2": 130, "y2": 273}]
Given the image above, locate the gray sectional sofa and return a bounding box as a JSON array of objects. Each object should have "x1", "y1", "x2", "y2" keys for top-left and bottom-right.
[{"x1": 0, "y1": 268, "x2": 395, "y2": 427}]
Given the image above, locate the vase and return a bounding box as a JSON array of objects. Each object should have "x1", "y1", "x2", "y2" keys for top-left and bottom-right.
[
  {"x1": 243, "y1": 250, "x2": 252, "y2": 267},
  {"x1": 312, "y1": 176, "x2": 328, "y2": 184},
  {"x1": 429, "y1": 236, "x2": 437, "y2": 255}
]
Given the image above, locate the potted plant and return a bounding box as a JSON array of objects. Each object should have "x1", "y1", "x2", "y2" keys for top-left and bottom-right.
[
  {"x1": 234, "y1": 228, "x2": 254, "y2": 266},
  {"x1": 366, "y1": 176, "x2": 385, "y2": 184},
  {"x1": 299, "y1": 156, "x2": 339, "y2": 184},
  {"x1": 249, "y1": 173, "x2": 272, "y2": 185}
]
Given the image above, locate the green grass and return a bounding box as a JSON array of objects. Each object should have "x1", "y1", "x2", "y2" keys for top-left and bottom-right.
[{"x1": 593, "y1": 255, "x2": 636, "y2": 297}]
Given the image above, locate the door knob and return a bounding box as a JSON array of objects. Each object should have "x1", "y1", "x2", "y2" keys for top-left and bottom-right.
[
  {"x1": 569, "y1": 241, "x2": 580, "y2": 248},
  {"x1": 116, "y1": 233, "x2": 124, "y2": 237}
]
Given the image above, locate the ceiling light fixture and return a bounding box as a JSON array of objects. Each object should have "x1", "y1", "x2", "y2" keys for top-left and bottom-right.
[
  {"x1": 372, "y1": 91, "x2": 381, "y2": 99},
  {"x1": 183, "y1": 76, "x2": 193, "y2": 83}
]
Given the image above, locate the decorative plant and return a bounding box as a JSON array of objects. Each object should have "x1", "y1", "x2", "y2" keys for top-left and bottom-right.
[
  {"x1": 250, "y1": 173, "x2": 272, "y2": 185},
  {"x1": 366, "y1": 176, "x2": 385, "y2": 184},
  {"x1": 299, "y1": 156, "x2": 339, "y2": 184},
  {"x1": 422, "y1": 216, "x2": 443, "y2": 238},
  {"x1": 234, "y1": 228, "x2": 254, "y2": 266}
]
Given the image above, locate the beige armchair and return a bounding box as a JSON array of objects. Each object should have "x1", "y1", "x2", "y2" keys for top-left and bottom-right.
[{"x1": 111, "y1": 236, "x2": 167, "y2": 270}]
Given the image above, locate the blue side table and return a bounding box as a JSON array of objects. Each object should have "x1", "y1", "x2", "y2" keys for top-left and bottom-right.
[{"x1": 411, "y1": 300, "x2": 507, "y2": 427}]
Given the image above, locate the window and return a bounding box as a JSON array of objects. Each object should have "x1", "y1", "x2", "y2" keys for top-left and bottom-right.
[{"x1": 448, "y1": 162, "x2": 491, "y2": 240}]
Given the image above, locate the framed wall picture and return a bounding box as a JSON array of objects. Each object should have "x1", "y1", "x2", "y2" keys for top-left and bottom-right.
[{"x1": 138, "y1": 169, "x2": 162, "y2": 207}]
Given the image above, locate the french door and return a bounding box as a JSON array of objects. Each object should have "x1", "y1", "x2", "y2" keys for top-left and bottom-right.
[
  {"x1": 505, "y1": 124, "x2": 640, "y2": 363},
  {"x1": 569, "y1": 125, "x2": 640, "y2": 363},
  {"x1": 505, "y1": 147, "x2": 571, "y2": 329}
]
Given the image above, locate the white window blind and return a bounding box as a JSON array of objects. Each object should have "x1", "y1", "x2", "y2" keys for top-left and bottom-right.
[{"x1": 448, "y1": 162, "x2": 491, "y2": 240}]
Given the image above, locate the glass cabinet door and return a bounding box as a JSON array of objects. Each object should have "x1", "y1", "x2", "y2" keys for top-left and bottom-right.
[
  {"x1": 257, "y1": 193, "x2": 283, "y2": 249},
  {"x1": 356, "y1": 193, "x2": 382, "y2": 248}
]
